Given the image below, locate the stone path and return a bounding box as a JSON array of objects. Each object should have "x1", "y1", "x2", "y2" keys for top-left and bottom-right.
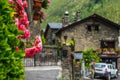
[{"x1": 25, "y1": 66, "x2": 62, "y2": 80}]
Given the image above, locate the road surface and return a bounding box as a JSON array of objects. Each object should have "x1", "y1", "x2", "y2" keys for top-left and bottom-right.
[{"x1": 25, "y1": 66, "x2": 61, "y2": 80}]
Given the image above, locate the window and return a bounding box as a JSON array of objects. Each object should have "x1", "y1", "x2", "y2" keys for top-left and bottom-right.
[
  {"x1": 101, "y1": 40, "x2": 115, "y2": 48},
  {"x1": 87, "y1": 25, "x2": 92, "y2": 32},
  {"x1": 86, "y1": 24, "x2": 99, "y2": 32},
  {"x1": 94, "y1": 25, "x2": 99, "y2": 31},
  {"x1": 95, "y1": 64, "x2": 106, "y2": 68}
]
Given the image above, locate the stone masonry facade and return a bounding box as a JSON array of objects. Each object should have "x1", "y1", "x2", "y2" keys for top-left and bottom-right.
[{"x1": 60, "y1": 19, "x2": 119, "y2": 51}]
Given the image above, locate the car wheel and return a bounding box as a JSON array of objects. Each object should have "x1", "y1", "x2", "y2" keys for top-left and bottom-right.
[{"x1": 107, "y1": 74, "x2": 111, "y2": 80}]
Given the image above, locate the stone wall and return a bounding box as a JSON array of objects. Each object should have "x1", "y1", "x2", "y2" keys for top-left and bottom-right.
[
  {"x1": 46, "y1": 28, "x2": 52, "y2": 44},
  {"x1": 61, "y1": 19, "x2": 119, "y2": 51},
  {"x1": 62, "y1": 46, "x2": 73, "y2": 80}
]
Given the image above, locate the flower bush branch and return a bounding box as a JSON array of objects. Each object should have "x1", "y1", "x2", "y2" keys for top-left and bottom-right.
[
  {"x1": 8, "y1": 0, "x2": 50, "y2": 58},
  {"x1": 25, "y1": 35, "x2": 42, "y2": 57},
  {"x1": 33, "y1": 0, "x2": 50, "y2": 21},
  {"x1": 9, "y1": 0, "x2": 30, "y2": 39}
]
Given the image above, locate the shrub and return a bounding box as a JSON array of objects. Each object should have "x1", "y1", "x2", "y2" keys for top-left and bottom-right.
[{"x1": 0, "y1": 0, "x2": 25, "y2": 79}]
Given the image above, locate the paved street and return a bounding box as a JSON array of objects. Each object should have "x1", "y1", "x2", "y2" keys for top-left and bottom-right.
[
  {"x1": 25, "y1": 66, "x2": 120, "y2": 80},
  {"x1": 25, "y1": 66, "x2": 62, "y2": 80},
  {"x1": 84, "y1": 75, "x2": 120, "y2": 80}
]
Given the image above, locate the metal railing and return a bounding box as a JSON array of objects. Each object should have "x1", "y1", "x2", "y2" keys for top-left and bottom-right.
[{"x1": 24, "y1": 45, "x2": 59, "y2": 67}]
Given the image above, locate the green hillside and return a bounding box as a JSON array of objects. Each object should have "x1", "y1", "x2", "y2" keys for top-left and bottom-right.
[{"x1": 41, "y1": 0, "x2": 120, "y2": 28}]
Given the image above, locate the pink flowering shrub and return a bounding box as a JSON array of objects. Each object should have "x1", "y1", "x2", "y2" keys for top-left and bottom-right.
[
  {"x1": 33, "y1": 0, "x2": 50, "y2": 21},
  {"x1": 9, "y1": 0, "x2": 30, "y2": 39},
  {"x1": 48, "y1": 0, "x2": 50, "y2": 3},
  {"x1": 25, "y1": 35, "x2": 42, "y2": 57},
  {"x1": 9, "y1": 0, "x2": 50, "y2": 58}
]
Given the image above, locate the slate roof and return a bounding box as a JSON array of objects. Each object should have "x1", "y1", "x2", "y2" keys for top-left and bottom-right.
[
  {"x1": 56, "y1": 14, "x2": 120, "y2": 34},
  {"x1": 44, "y1": 23, "x2": 62, "y2": 37},
  {"x1": 48, "y1": 23, "x2": 62, "y2": 29}
]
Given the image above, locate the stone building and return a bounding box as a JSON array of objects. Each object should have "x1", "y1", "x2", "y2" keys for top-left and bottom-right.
[
  {"x1": 56, "y1": 13, "x2": 120, "y2": 69},
  {"x1": 44, "y1": 23, "x2": 62, "y2": 44}
]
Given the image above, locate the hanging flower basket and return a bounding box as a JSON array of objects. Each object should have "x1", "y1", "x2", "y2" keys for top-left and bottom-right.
[
  {"x1": 34, "y1": 0, "x2": 42, "y2": 8},
  {"x1": 33, "y1": 13, "x2": 40, "y2": 20}
]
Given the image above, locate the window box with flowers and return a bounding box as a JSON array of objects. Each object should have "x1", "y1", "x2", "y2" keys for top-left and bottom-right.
[{"x1": 102, "y1": 48, "x2": 117, "y2": 54}]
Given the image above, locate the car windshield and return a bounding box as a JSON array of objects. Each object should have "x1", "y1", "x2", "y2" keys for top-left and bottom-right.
[{"x1": 95, "y1": 63, "x2": 106, "y2": 68}]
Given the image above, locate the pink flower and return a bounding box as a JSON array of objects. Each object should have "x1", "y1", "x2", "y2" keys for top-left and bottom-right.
[
  {"x1": 15, "y1": 18, "x2": 19, "y2": 27},
  {"x1": 38, "y1": 10, "x2": 43, "y2": 14},
  {"x1": 24, "y1": 30, "x2": 30, "y2": 37},
  {"x1": 8, "y1": 0, "x2": 14, "y2": 4},
  {"x1": 42, "y1": 13, "x2": 46, "y2": 19},
  {"x1": 22, "y1": 29, "x2": 30, "y2": 38},
  {"x1": 34, "y1": 36, "x2": 41, "y2": 46},
  {"x1": 19, "y1": 12, "x2": 29, "y2": 27},
  {"x1": 18, "y1": 24, "x2": 26, "y2": 31},
  {"x1": 25, "y1": 47, "x2": 36, "y2": 57},
  {"x1": 35, "y1": 36, "x2": 40, "y2": 42},
  {"x1": 23, "y1": 0, "x2": 28, "y2": 7},
  {"x1": 35, "y1": 46, "x2": 42, "y2": 53},
  {"x1": 15, "y1": 0, "x2": 24, "y2": 11},
  {"x1": 25, "y1": 36, "x2": 42, "y2": 57},
  {"x1": 24, "y1": 21, "x2": 29, "y2": 28},
  {"x1": 48, "y1": 0, "x2": 50, "y2": 3},
  {"x1": 16, "y1": 46, "x2": 19, "y2": 52},
  {"x1": 34, "y1": 35, "x2": 42, "y2": 51},
  {"x1": 20, "y1": 30, "x2": 30, "y2": 39},
  {"x1": 16, "y1": 0, "x2": 23, "y2": 6}
]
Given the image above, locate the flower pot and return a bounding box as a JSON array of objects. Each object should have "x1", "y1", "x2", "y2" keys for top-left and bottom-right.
[
  {"x1": 34, "y1": 0, "x2": 42, "y2": 8},
  {"x1": 33, "y1": 14, "x2": 40, "y2": 20}
]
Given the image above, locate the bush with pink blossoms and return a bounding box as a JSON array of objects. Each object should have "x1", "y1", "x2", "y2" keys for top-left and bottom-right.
[
  {"x1": 9, "y1": 0, "x2": 30, "y2": 39},
  {"x1": 33, "y1": 0, "x2": 50, "y2": 21},
  {"x1": 8, "y1": 0, "x2": 50, "y2": 58},
  {"x1": 25, "y1": 35, "x2": 42, "y2": 57}
]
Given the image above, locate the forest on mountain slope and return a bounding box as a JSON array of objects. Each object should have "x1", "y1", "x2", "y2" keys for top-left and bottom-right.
[{"x1": 41, "y1": 0, "x2": 120, "y2": 28}]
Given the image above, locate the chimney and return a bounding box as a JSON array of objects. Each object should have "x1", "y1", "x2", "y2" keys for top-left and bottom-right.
[
  {"x1": 62, "y1": 11, "x2": 69, "y2": 27},
  {"x1": 76, "y1": 11, "x2": 80, "y2": 21}
]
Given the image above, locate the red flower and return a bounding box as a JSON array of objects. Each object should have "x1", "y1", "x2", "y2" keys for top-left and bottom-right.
[
  {"x1": 25, "y1": 47, "x2": 36, "y2": 57},
  {"x1": 16, "y1": 46, "x2": 19, "y2": 52},
  {"x1": 23, "y1": 0, "x2": 28, "y2": 7}
]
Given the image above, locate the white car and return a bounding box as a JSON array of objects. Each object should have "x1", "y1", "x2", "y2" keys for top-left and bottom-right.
[{"x1": 94, "y1": 63, "x2": 118, "y2": 80}]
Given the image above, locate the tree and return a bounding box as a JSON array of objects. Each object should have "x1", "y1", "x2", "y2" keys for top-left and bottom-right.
[{"x1": 82, "y1": 48, "x2": 100, "y2": 68}]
